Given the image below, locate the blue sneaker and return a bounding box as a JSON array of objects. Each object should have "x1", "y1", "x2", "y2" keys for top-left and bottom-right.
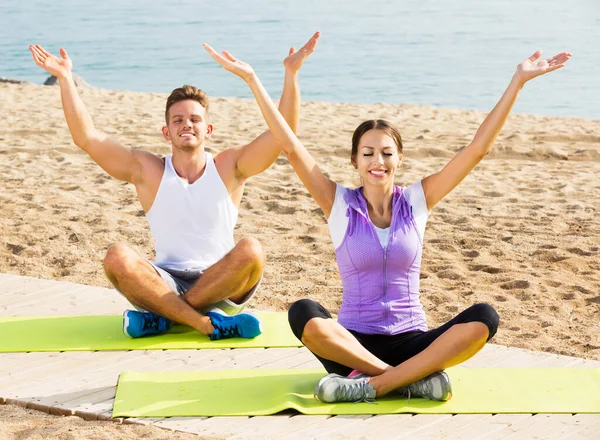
[
  {"x1": 206, "y1": 311, "x2": 262, "y2": 341},
  {"x1": 122, "y1": 310, "x2": 173, "y2": 338}
]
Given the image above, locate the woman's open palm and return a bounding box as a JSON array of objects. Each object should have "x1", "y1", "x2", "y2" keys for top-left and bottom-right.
[{"x1": 516, "y1": 51, "x2": 571, "y2": 83}]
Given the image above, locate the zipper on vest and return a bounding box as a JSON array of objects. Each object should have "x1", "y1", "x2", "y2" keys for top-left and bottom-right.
[{"x1": 383, "y1": 248, "x2": 389, "y2": 330}]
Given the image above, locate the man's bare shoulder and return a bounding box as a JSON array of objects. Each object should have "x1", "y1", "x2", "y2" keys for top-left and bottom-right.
[
  {"x1": 214, "y1": 146, "x2": 248, "y2": 187},
  {"x1": 131, "y1": 149, "x2": 166, "y2": 184}
]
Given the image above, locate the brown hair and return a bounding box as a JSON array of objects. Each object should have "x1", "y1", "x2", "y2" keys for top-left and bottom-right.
[
  {"x1": 165, "y1": 85, "x2": 209, "y2": 124},
  {"x1": 351, "y1": 119, "x2": 403, "y2": 157}
]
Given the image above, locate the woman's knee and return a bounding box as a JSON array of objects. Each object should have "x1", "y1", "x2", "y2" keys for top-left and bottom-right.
[
  {"x1": 288, "y1": 299, "x2": 329, "y2": 341},
  {"x1": 468, "y1": 303, "x2": 500, "y2": 340}
]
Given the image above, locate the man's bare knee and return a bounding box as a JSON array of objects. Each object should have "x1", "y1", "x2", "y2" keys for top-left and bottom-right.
[
  {"x1": 236, "y1": 237, "x2": 265, "y2": 270},
  {"x1": 103, "y1": 243, "x2": 139, "y2": 278}
]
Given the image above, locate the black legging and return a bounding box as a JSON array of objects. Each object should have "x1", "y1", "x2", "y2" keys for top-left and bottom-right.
[{"x1": 288, "y1": 299, "x2": 499, "y2": 376}]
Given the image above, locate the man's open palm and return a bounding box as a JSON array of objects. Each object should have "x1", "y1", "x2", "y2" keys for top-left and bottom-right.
[{"x1": 30, "y1": 45, "x2": 72, "y2": 78}]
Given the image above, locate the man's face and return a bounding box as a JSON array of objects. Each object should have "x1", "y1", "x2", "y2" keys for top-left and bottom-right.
[{"x1": 162, "y1": 100, "x2": 212, "y2": 152}]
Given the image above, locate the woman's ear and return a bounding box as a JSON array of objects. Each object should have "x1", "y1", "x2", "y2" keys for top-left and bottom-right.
[{"x1": 350, "y1": 155, "x2": 357, "y2": 169}]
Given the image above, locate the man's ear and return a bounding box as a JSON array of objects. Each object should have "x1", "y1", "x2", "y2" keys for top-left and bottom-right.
[
  {"x1": 205, "y1": 123, "x2": 214, "y2": 139},
  {"x1": 162, "y1": 125, "x2": 170, "y2": 141}
]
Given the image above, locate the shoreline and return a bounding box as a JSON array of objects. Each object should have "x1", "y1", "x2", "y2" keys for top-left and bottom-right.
[{"x1": 2, "y1": 78, "x2": 599, "y2": 123}]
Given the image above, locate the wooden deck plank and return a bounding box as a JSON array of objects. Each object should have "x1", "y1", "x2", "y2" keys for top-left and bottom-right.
[
  {"x1": 151, "y1": 417, "x2": 209, "y2": 434},
  {"x1": 226, "y1": 414, "x2": 320, "y2": 440},
  {"x1": 6, "y1": 285, "x2": 93, "y2": 311},
  {"x1": 324, "y1": 414, "x2": 433, "y2": 440},
  {"x1": 0, "y1": 283, "x2": 89, "y2": 309},
  {"x1": 183, "y1": 415, "x2": 254, "y2": 438},
  {"x1": 258, "y1": 349, "x2": 323, "y2": 369},
  {"x1": 0, "y1": 352, "x2": 101, "y2": 390},
  {"x1": 436, "y1": 414, "x2": 532, "y2": 439},
  {"x1": 46, "y1": 350, "x2": 234, "y2": 416},
  {"x1": 369, "y1": 414, "x2": 452, "y2": 440},
  {"x1": 461, "y1": 344, "x2": 514, "y2": 367},
  {"x1": 562, "y1": 414, "x2": 600, "y2": 439},
  {"x1": 395, "y1": 414, "x2": 492, "y2": 439},
  {"x1": 275, "y1": 415, "x2": 374, "y2": 440},
  {"x1": 0, "y1": 273, "x2": 23, "y2": 284},
  {"x1": 0, "y1": 352, "x2": 53, "y2": 373},
  {"x1": 493, "y1": 414, "x2": 578, "y2": 440}
]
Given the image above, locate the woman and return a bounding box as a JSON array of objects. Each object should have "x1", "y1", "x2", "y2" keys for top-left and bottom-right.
[{"x1": 203, "y1": 42, "x2": 571, "y2": 403}]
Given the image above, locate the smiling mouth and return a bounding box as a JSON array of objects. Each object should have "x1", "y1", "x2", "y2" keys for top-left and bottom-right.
[
  {"x1": 179, "y1": 133, "x2": 195, "y2": 138},
  {"x1": 369, "y1": 170, "x2": 387, "y2": 176}
]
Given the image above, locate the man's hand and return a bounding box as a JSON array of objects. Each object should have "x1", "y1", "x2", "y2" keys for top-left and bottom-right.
[
  {"x1": 30, "y1": 45, "x2": 73, "y2": 80},
  {"x1": 283, "y1": 31, "x2": 320, "y2": 73},
  {"x1": 203, "y1": 44, "x2": 256, "y2": 83}
]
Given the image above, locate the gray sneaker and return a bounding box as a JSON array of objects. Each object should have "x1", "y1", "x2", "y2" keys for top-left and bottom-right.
[
  {"x1": 314, "y1": 373, "x2": 376, "y2": 403},
  {"x1": 398, "y1": 371, "x2": 452, "y2": 402}
]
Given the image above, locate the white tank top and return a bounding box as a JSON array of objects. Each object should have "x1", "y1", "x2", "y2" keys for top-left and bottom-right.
[{"x1": 146, "y1": 152, "x2": 238, "y2": 271}]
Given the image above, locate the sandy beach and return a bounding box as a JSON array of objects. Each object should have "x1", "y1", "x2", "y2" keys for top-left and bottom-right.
[{"x1": 1, "y1": 81, "x2": 599, "y2": 436}]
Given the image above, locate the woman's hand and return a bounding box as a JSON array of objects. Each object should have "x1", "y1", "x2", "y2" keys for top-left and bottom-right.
[
  {"x1": 203, "y1": 44, "x2": 256, "y2": 83},
  {"x1": 515, "y1": 50, "x2": 572, "y2": 85}
]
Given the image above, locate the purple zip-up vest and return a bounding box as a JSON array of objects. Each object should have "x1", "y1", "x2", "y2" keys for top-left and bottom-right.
[{"x1": 336, "y1": 185, "x2": 428, "y2": 335}]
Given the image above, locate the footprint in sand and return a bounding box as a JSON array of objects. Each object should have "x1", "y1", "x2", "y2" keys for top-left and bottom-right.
[
  {"x1": 567, "y1": 247, "x2": 593, "y2": 256},
  {"x1": 469, "y1": 264, "x2": 504, "y2": 274},
  {"x1": 265, "y1": 201, "x2": 297, "y2": 215},
  {"x1": 572, "y1": 286, "x2": 592, "y2": 295},
  {"x1": 435, "y1": 270, "x2": 464, "y2": 280},
  {"x1": 531, "y1": 249, "x2": 568, "y2": 263},
  {"x1": 298, "y1": 235, "x2": 317, "y2": 244},
  {"x1": 500, "y1": 280, "x2": 530, "y2": 290},
  {"x1": 462, "y1": 250, "x2": 480, "y2": 258},
  {"x1": 7, "y1": 243, "x2": 25, "y2": 255},
  {"x1": 482, "y1": 191, "x2": 503, "y2": 197}
]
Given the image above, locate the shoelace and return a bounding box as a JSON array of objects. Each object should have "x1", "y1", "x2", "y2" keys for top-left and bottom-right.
[
  {"x1": 217, "y1": 323, "x2": 241, "y2": 338},
  {"x1": 142, "y1": 315, "x2": 161, "y2": 332},
  {"x1": 334, "y1": 381, "x2": 374, "y2": 403}
]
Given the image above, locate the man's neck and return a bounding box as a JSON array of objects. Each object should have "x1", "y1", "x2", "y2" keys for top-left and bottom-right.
[{"x1": 171, "y1": 147, "x2": 207, "y2": 184}]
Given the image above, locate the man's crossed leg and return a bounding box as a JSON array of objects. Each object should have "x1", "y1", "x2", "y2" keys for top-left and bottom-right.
[{"x1": 104, "y1": 237, "x2": 264, "y2": 340}]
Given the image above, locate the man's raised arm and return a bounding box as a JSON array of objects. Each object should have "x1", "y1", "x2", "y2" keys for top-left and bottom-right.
[
  {"x1": 30, "y1": 45, "x2": 142, "y2": 184},
  {"x1": 232, "y1": 32, "x2": 320, "y2": 179}
]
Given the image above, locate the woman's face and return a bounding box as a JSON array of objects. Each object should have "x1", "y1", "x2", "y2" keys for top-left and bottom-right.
[{"x1": 352, "y1": 129, "x2": 402, "y2": 188}]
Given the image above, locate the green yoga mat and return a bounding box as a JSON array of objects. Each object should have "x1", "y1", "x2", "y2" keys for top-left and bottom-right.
[
  {"x1": 0, "y1": 312, "x2": 301, "y2": 352},
  {"x1": 113, "y1": 368, "x2": 600, "y2": 417}
]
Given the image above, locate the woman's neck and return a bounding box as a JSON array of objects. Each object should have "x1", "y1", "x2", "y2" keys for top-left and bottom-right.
[{"x1": 362, "y1": 183, "x2": 394, "y2": 224}]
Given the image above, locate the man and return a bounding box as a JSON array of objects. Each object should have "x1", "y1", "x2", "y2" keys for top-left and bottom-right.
[{"x1": 29, "y1": 32, "x2": 319, "y2": 340}]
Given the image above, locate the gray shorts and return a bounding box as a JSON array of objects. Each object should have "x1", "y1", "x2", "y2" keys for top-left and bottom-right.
[{"x1": 123, "y1": 261, "x2": 261, "y2": 316}]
